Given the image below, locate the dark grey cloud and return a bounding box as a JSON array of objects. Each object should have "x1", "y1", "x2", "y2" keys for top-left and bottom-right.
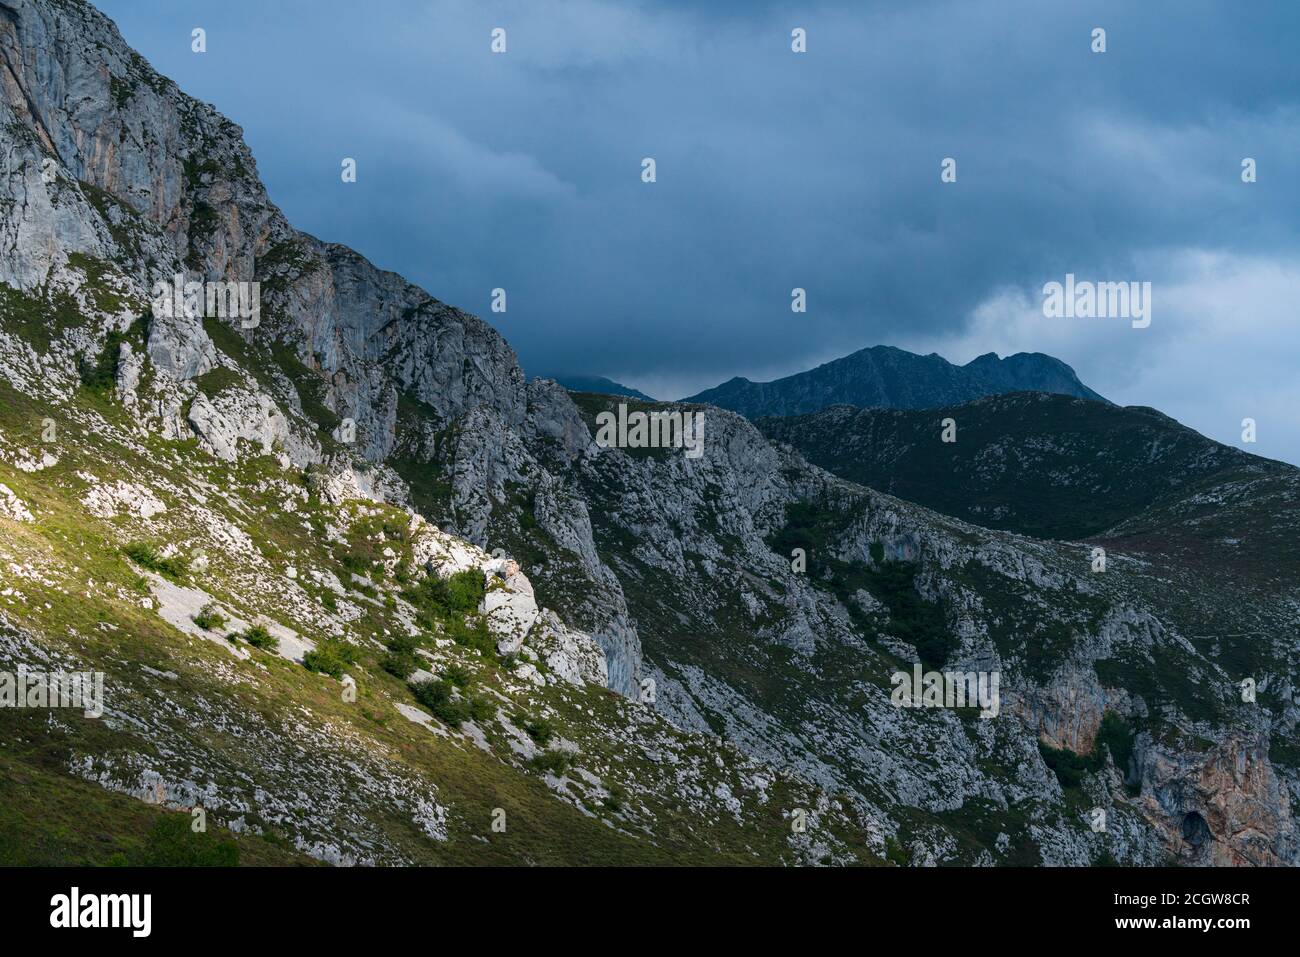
[{"x1": 98, "y1": 0, "x2": 1300, "y2": 462}]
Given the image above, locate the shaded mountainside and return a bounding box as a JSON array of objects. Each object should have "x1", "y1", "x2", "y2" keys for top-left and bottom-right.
[
  {"x1": 757, "y1": 392, "x2": 1292, "y2": 541},
  {"x1": 1, "y1": 0, "x2": 1298, "y2": 866},
  {"x1": 682, "y1": 345, "x2": 1107, "y2": 418},
  {"x1": 537, "y1": 374, "x2": 655, "y2": 401}
]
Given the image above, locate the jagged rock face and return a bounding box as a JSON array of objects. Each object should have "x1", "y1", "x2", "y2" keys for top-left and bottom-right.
[
  {"x1": 510, "y1": 392, "x2": 1300, "y2": 866},
  {"x1": 2, "y1": 0, "x2": 1298, "y2": 867},
  {"x1": 0, "y1": 0, "x2": 524, "y2": 463},
  {"x1": 1141, "y1": 734, "x2": 1297, "y2": 866},
  {"x1": 433, "y1": 398, "x2": 644, "y2": 696}
]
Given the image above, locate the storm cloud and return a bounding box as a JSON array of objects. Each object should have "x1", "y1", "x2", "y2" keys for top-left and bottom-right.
[{"x1": 99, "y1": 0, "x2": 1300, "y2": 463}]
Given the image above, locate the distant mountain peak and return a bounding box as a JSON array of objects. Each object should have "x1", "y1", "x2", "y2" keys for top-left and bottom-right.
[
  {"x1": 681, "y1": 344, "x2": 1105, "y2": 418},
  {"x1": 536, "y1": 374, "x2": 656, "y2": 402}
]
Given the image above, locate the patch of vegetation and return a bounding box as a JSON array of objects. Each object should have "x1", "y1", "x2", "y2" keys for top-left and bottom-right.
[
  {"x1": 187, "y1": 201, "x2": 219, "y2": 267},
  {"x1": 302, "y1": 640, "x2": 360, "y2": 679},
  {"x1": 192, "y1": 365, "x2": 244, "y2": 399},
  {"x1": 528, "y1": 750, "x2": 573, "y2": 776},
  {"x1": 602, "y1": 781, "x2": 627, "y2": 813},
  {"x1": 270, "y1": 341, "x2": 342, "y2": 436},
  {"x1": 110, "y1": 73, "x2": 136, "y2": 110},
  {"x1": 379, "y1": 634, "x2": 420, "y2": 679},
  {"x1": 859, "y1": 560, "x2": 955, "y2": 667},
  {"x1": 442, "y1": 663, "x2": 474, "y2": 689},
  {"x1": 445, "y1": 613, "x2": 496, "y2": 656},
  {"x1": 240, "y1": 625, "x2": 279, "y2": 651},
  {"x1": 389, "y1": 392, "x2": 456, "y2": 524},
  {"x1": 123, "y1": 541, "x2": 188, "y2": 580},
  {"x1": 192, "y1": 603, "x2": 227, "y2": 631},
  {"x1": 79, "y1": 315, "x2": 148, "y2": 395},
  {"x1": 1039, "y1": 711, "x2": 1138, "y2": 793},
  {"x1": 137, "y1": 814, "x2": 238, "y2": 867},
  {"x1": 769, "y1": 499, "x2": 956, "y2": 665},
  {"x1": 256, "y1": 240, "x2": 320, "y2": 296},
  {"x1": 520, "y1": 715, "x2": 555, "y2": 748},
  {"x1": 183, "y1": 156, "x2": 222, "y2": 192},
  {"x1": 768, "y1": 499, "x2": 852, "y2": 556},
  {"x1": 1095, "y1": 710, "x2": 1137, "y2": 790},
  {"x1": 403, "y1": 570, "x2": 485, "y2": 625},
  {"x1": 1038, "y1": 741, "x2": 1092, "y2": 789},
  {"x1": 78, "y1": 180, "x2": 146, "y2": 261},
  {"x1": 0, "y1": 282, "x2": 85, "y2": 351},
  {"x1": 67, "y1": 252, "x2": 132, "y2": 315},
  {"x1": 408, "y1": 678, "x2": 490, "y2": 727},
  {"x1": 79, "y1": 316, "x2": 147, "y2": 396},
  {"x1": 884, "y1": 836, "x2": 909, "y2": 867},
  {"x1": 1093, "y1": 652, "x2": 1219, "y2": 725}
]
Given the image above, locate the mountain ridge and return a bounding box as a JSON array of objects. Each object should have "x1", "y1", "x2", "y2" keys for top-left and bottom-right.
[
  {"x1": 683, "y1": 344, "x2": 1107, "y2": 418},
  {"x1": 757, "y1": 391, "x2": 1292, "y2": 540},
  {"x1": 533, "y1": 374, "x2": 656, "y2": 402}
]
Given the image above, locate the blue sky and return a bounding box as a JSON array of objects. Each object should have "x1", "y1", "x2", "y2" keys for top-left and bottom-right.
[{"x1": 98, "y1": 0, "x2": 1300, "y2": 464}]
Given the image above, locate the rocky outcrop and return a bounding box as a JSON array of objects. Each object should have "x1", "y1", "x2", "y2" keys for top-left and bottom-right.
[
  {"x1": 0, "y1": 0, "x2": 641, "y2": 693},
  {"x1": 1141, "y1": 734, "x2": 1297, "y2": 866},
  {"x1": 0, "y1": 482, "x2": 33, "y2": 521}
]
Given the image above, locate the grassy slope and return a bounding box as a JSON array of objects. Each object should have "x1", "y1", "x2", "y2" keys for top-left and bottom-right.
[{"x1": 0, "y1": 342, "x2": 880, "y2": 865}]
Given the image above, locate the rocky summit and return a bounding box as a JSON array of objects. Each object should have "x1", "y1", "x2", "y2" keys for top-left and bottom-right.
[{"x1": 0, "y1": 0, "x2": 1296, "y2": 869}]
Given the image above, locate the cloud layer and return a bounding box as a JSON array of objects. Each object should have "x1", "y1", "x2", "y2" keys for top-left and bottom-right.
[{"x1": 98, "y1": 0, "x2": 1300, "y2": 463}]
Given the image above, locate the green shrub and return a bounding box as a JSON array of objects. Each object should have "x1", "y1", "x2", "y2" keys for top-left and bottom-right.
[
  {"x1": 303, "y1": 640, "x2": 358, "y2": 678},
  {"x1": 528, "y1": 750, "x2": 572, "y2": 775},
  {"x1": 409, "y1": 678, "x2": 471, "y2": 726},
  {"x1": 467, "y1": 695, "x2": 494, "y2": 723},
  {"x1": 863, "y1": 561, "x2": 954, "y2": 667},
  {"x1": 407, "y1": 677, "x2": 492, "y2": 727},
  {"x1": 380, "y1": 634, "x2": 420, "y2": 679},
  {"x1": 403, "y1": 569, "x2": 485, "y2": 622},
  {"x1": 1096, "y1": 711, "x2": 1135, "y2": 778},
  {"x1": 124, "y1": 541, "x2": 189, "y2": 579},
  {"x1": 193, "y1": 603, "x2": 226, "y2": 631},
  {"x1": 445, "y1": 614, "x2": 496, "y2": 656},
  {"x1": 445, "y1": 570, "x2": 485, "y2": 613},
  {"x1": 339, "y1": 550, "x2": 374, "y2": 576},
  {"x1": 442, "y1": 663, "x2": 473, "y2": 689},
  {"x1": 241, "y1": 624, "x2": 279, "y2": 651},
  {"x1": 521, "y1": 716, "x2": 554, "y2": 748},
  {"x1": 1038, "y1": 741, "x2": 1090, "y2": 789},
  {"x1": 602, "y1": 782, "x2": 627, "y2": 813},
  {"x1": 884, "y1": 836, "x2": 910, "y2": 867}
]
